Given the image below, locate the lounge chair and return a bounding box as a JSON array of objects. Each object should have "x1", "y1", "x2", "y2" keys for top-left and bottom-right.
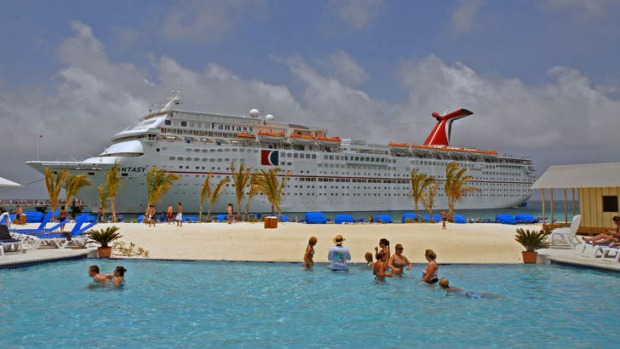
[
  {"x1": 600, "y1": 245, "x2": 620, "y2": 262},
  {"x1": 0, "y1": 224, "x2": 24, "y2": 255},
  {"x1": 0, "y1": 212, "x2": 11, "y2": 228},
  {"x1": 26, "y1": 216, "x2": 96, "y2": 249},
  {"x1": 549, "y1": 215, "x2": 581, "y2": 249},
  {"x1": 10, "y1": 211, "x2": 54, "y2": 234}
]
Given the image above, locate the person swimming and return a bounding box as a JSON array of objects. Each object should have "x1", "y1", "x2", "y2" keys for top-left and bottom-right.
[
  {"x1": 439, "y1": 278, "x2": 501, "y2": 299},
  {"x1": 111, "y1": 265, "x2": 126, "y2": 287}
]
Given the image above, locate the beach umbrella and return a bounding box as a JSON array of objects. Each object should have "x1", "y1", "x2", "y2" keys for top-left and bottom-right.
[
  {"x1": 0, "y1": 176, "x2": 21, "y2": 202},
  {"x1": 0, "y1": 176, "x2": 20, "y2": 188}
]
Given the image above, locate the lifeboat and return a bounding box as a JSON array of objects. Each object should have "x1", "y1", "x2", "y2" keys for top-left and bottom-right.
[
  {"x1": 317, "y1": 136, "x2": 341, "y2": 147},
  {"x1": 257, "y1": 131, "x2": 286, "y2": 143},
  {"x1": 388, "y1": 142, "x2": 410, "y2": 153},
  {"x1": 236, "y1": 132, "x2": 255, "y2": 140},
  {"x1": 289, "y1": 133, "x2": 316, "y2": 145}
]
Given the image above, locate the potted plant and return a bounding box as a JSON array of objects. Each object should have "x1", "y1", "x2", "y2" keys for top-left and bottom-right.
[
  {"x1": 515, "y1": 228, "x2": 550, "y2": 264},
  {"x1": 88, "y1": 226, "x2": 123, "y2": 258}
]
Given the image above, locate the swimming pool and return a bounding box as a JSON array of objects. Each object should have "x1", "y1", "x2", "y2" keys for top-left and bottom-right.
[{"x1": 1, "y1": 260, "x2": 618, "y2": 348}]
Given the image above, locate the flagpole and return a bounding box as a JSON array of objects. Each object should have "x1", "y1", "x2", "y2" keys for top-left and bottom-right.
[{"x1": 37, "y1": 134, "x2": 42, "y2": 160}]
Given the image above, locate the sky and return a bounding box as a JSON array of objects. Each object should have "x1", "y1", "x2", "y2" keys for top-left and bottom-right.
[{"x1": 1, "y1": 0, "x2": 619, "y2": 199}]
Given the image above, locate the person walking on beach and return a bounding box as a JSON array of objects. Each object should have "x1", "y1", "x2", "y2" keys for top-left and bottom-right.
[
  {"x1": 147, "y1": 205, "x2": 156, "y2": 227},
  {"x1": 328, "y1": 234, "x2": 351, "y2": 271},
  {"x1": 303, "y1": 236, "x2": 317, "y2": 268},
  {"x1": 176, "y1": 202, "x2": 183, "y2": 227},
  {"x1": 441, "y1": 211, "x2": 448, "y2": 229},
  {"x1": 167, "y1": 204, "x2": 173, "y2": 224},
  {"x1": 227, "y1": 203, "x2": 234, "y2": 224},
  {"x1": 97, "y1": 207, "x2": 104, "y2": 223}
]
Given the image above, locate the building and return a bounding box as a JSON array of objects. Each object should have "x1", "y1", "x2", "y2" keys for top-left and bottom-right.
[{"x1": 531, "y1": 162, "x2": 620, "y2": 233}]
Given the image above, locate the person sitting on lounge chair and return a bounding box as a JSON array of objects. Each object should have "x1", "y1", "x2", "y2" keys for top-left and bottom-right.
[{"x1": 582, "y1": 216, "x2": 620, "y2": 246}]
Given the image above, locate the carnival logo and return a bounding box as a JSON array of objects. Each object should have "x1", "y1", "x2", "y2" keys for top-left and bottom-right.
[{"x1": 261, "y1": 150, "x2": 279, "y2": 166}]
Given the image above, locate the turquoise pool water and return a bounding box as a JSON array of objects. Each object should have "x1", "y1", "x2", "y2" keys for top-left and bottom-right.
[{"x1": 1, "y1": 260, "x2": 618, "y2": 348}]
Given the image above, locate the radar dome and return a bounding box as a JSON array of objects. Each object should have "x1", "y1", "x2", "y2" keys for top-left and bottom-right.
[
  {"x1": 265, "y1": 114, "x2": 274, "y2": 120},
  {"x1": 249, "y1": 109, "x2": 260, "y2": 118}
]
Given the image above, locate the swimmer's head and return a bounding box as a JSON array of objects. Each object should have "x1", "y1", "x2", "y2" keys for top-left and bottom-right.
[
  {"x1": 333, "y1": 234, "x2": 345, "y2": 245},
  {"x1": 309, "y1": 236, "x2": 317, "y2": 246},
  {"x1": 115, "y1": 265, "x2": 127, "y2": 277},
  {"x1": 425, "y1": 249, "x2": 437, "y2": 261},
  {"x1": 439, "y1": 278, "x2": 449, "y2": 288},
  {"x1": 364, "y1": 252, "x2": 373, "y2": 263},
  {"x1": 376, "y1": 251, "x2": 385, "y2": 260},
  {"x1": 379, "y1": 238, "x2": 390, "y2": 247},
  {"x1": 89, "y1": 265, "x2": 99, "y2": 276}
]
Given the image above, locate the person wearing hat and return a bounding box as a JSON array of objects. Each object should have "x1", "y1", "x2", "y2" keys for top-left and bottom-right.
[{"x1": 328, "y1": 234, "x2": 351, "y2": 271}]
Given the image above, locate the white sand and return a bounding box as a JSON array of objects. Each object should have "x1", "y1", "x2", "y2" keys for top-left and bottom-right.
[{"x1": 83, "y1": 221, "x2": 539, "y2": 264}]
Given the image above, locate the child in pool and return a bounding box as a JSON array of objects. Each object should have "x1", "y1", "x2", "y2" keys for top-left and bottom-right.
[{"x1": 439, "y1": 278, "x2": 501, "y2": 299}]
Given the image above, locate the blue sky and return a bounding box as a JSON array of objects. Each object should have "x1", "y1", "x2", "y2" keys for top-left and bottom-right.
[{"x1": 1, "y1": 0, "x2": 619, "y2": 198}]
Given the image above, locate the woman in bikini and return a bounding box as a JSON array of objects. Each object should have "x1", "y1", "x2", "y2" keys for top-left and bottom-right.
[
  {"x1": 374, "y1": 238, "x2": 391, "y2": 267},
  {"x1": 388, "y1": 243, "x2": 412, "y2": 276},
  {"x1": 421, "y1": 249, "x2": 439, "y2": 284},
  {"x1": 582, "y1": 216, "x2": 620, "y2": 246},
  {"x1": 303, "y1": 236, "x2": 317, "y2": 268}
]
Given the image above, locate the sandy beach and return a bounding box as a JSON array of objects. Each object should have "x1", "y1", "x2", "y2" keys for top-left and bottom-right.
[{"x1": 79, "y1": 221, "x2": 540, "y2": 264}]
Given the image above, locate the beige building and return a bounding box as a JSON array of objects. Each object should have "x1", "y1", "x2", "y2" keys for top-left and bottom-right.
[{"x1": 531, "y1": 162, "x2": 620, "y2": 233}]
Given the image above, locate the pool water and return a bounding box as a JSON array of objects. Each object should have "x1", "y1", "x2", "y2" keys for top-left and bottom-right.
[{"x1": 2, "y1": 260, "x2": 618, "y2": 348}]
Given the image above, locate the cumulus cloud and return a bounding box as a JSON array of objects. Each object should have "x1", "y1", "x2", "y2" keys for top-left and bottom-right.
[
  {"x1": 451, "y1": 0, "x2": 482, "y2": 33},
  {"x1": 540, "y1": 0, "x2": 611, "y2": 19},
  {"x1": 327, "y1": 50, "x2": 368, "y2": 87},
  {"x1": 2, "y1": 20, "x2": 619, "y2": 199},
  {"x1": 329, "y1": 0, "x2": 386, "y2": 30}
]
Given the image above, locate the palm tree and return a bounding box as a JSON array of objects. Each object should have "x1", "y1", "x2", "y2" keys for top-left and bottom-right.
[
  {"x1": 146, "y1": 166, "x2": 180, "y2": 210},
  {"x1": 253, "y1": 168, "x2": 291, "y2": 221},
  {"x1": 198, "y1": 174, "x2": 212, "y2": 222},
  {"x1": 230, "y1": 161, "x2": 251, "y2": 221},
  {"x1": 206, "y1": 177, "x2": 230, "y2": 220},
  {"x1": 422, "y1": 181, "x2": 439, "y2": 222},
  {"x1": 44, "y1": 168, "x2": 69, "y2": 214},
  {"x1": 444, "y1": 162, "x2": 480, "y2": 220},
  {"x1": 410, "y1": 168, "x2": 435, "y2": 222},
  {"x1": 64, "y1": 174, "x2": 92, "y2": 217},
  {"x1": 244, "y1": 175, "x2": 261, "y2": 221},
  {"x1": 97, "y1": 183, "x2": 109, "y2": 222},
  {"x1": 105, "y1": 162, "x2": 124, "y2": 223}
]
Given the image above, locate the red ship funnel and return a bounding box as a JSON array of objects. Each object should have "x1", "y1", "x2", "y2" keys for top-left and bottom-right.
[{"x1": 423, "y1": 109, "x2": 473, "y2": 147}]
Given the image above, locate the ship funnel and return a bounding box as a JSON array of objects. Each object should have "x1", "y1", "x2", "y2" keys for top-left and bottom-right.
[
  {"x1": 161, "y1": 92, "x2": 182, "y2": 112},
  {"x1": 423, "y1": 109, "x2": 473, "y2": 147}
]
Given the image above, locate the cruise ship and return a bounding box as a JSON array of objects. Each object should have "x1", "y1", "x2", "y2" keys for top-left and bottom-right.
[{"x1": 27, "y1": 96, "x2": 536, "y2": 214}]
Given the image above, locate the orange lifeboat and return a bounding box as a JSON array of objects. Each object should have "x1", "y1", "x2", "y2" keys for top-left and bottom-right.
[
  {"x1": 236, "y1": 132, "x2": 255, "y2": 140},
  {"x1": 388, "y1": 142, "x2": 410, "y2": 153},
  {"x1": 289, "y1": 133, "x2": 316, "y2": 145},
  {"x1": 317, "y1": 136, "x2": 341, "y2": 147},
  {"x1": 257, "y1": 131, "x2": 286, "y2": 143}
]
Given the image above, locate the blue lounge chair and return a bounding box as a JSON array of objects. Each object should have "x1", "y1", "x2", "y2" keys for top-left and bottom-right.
[
  {"x1": 10, "y1": 211, "x2": 55, "y2": 234},
  {"x1": 27, "y1": 216, "x2": 96, "y2": 249}
]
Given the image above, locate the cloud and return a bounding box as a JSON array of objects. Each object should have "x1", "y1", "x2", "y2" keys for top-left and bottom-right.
[
  {"x1": 161, "y1": 0, "x2": 265, "y2": 42},
  {"x1": 327, "y1": 50, "x2": 368, "y2": 87},
  {"x1": 329, "y1": 0, "x2": 386, "y2": 31},
  {"x1": 2, "y1": 20, "x2": 619, "y2": 199},
  {"x1": 451, "y1": 0, "x2": 482, "y2": 33}
]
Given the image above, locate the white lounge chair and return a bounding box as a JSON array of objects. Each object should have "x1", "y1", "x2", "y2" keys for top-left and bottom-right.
[
  {"x1": 600, "y1": 245, "x2": 620, "y2": 262},
  {"x1": 549, "y1": 214, "x2": 581, "y2": 249}
]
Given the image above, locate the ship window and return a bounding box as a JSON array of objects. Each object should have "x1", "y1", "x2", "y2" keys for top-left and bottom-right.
[
  {"x1": 165, "y1": 120, "x2": 171, "y2": 125},
  {"x1": 88, "y1": 172, "x2": 95, "y2": 176},
  {"x1": 181, "y1": 121, "x2": 187, "y2": 127},
  {"x1": 169, "y1": 156, "x2": 175, "y2": 160}
]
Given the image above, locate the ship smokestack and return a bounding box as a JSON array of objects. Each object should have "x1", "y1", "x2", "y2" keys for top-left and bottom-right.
[{"x1": 423, "y1": 109, "x2": 473, "y2": 147}]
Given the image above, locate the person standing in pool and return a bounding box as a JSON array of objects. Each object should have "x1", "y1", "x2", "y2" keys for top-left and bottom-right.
[
  {"x1": 88, "y1": 265, "x2": 109, "y2": 285},
  {"x1": 373, "y1": 251, "x2": 393, "y2": 282},
  {"x1": 421, "y1": 249, "x2": 439, "y2": 284},
  {"x1": 303, "y1": 236, "x2": 317, "y2": 268},
  {"x1": 374, "y1": 238, "x2": 390, "y2": 267},
  {"x1": 328, "y1": 234, "x2": 351, "y2": 271},
  {"x1": 110, "y1": 265, "x2": 127, "y2": 287},
  {"x1": 388, "y1": 244, "x2": 412, "y2": 276},
  {"x1": 364, "y1": 252, "x2": 375, "y2": 268}
]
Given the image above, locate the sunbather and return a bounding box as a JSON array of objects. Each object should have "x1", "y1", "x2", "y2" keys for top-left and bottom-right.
[{"x1": 582, "y1": 216, "x2": 620, "y2": 245}]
